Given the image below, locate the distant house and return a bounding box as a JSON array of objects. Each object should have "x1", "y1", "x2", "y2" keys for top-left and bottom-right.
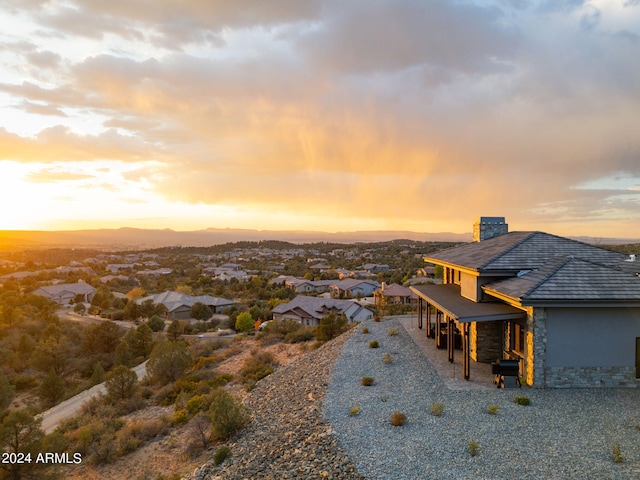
[
  {"x1": 272, "y1": 296, "x2": 374, "y2": 327},
  {"x1": 374, "y1": 283, "x2": 417, "y2": 306},
  {"x1": 32, "y1": 281, "x2": 96, "y2": 305},
  {"x1": 410, "y1": 216, "x2": 640, "y2": 388},
  {"x1": 137, "y1": 291, "x2": 235, "y2": 320},
  {"x1": 361, "y1": 263, "x2": 390, "y2": 273},
  {"x1": 329, "y1": 279, "x2": 381, "y2": 299}
]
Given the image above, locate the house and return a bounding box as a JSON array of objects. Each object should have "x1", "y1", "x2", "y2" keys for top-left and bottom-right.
[
  {"x1": 32, "y1": 281, "x2": 96, "y2": 305},
  {"x1": 374, "y1": 283, "x2": 418, "y2": 306},
  {"x1": 361, "y1": 263, "x2": 390, "y2": 273},
  {"x1": 272, "y1": 296, "x2": 374, "y2": 327},
  {"x1": 410, "y1": 216, "x2": 640, "y2": 388},
  {"x1": 329, "y1": 279, "x2": 381, "y2": 299},
  {"x1": 137, "y1": 291, "x2": 235, "y2": 320}
]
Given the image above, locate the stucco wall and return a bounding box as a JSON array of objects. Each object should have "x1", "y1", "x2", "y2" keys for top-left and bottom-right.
[{"x1": 545, "y1": 307, "x2": 640, "y2": 368}]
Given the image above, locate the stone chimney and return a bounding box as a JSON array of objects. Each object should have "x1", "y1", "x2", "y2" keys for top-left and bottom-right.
[{"x1": 473, "y1": 217, "x2": 508, "y2": 242}]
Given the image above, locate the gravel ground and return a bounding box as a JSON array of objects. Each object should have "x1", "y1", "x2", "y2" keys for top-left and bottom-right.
[{"x1": 323, "y1": 317, "x2": 640, "y2": 480}]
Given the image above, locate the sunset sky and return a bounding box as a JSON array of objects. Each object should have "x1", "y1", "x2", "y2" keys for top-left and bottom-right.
[{"x1": 1, "y1": 1, "x2": 639, "y2": 238}]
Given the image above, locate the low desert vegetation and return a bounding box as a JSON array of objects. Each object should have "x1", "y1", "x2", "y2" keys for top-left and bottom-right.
[
  {"x1": 361, "y1": 376, "x2": 375, "y2": 386},
  {"x1": 430, "y1": 402, "x2": 445, "y2": 416},
  {"x1": 487, "y1": 405, "x2": 500, "y2": 415},
  {"x1": 468, "y1": 440, "x2": 480, "y2": 457},
  {"x1": 612, "y1": 443, "x2": 623, "y2": 463},
  {"x1": 388, "y1": 328, "x2": 398, "y2": 336},
  {"x1": 513, "y1": 395, "x2": 531, "y2": 406},
  {"x1": 391, "y1": 411, "x2": 407, "y2": 426},
  {"x1": 383, "y1": 353, "x2": 392, "y2": 364},
  {"x1": 368, "y1": 340, "x2": 380, "y2": 348},
  {"x1": 349, "y1": 405, "x2": 361, "y2": 416}
]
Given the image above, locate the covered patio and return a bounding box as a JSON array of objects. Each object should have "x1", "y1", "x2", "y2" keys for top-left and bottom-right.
[{"x1": 410, "y1": 284, "x2": 527, "y2": 381}]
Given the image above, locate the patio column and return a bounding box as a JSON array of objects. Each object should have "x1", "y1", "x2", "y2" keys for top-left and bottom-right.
[
  {"x1": 418, "y1": 298, "x2": 423, "y2": 329},
  {"x1": 435, "y1": 310, "x2": 443, "y2": 349},
  {"x1": 426, "y1": 302, "x2": 432, "y2": 338},
  {"x1": 462, "y1": 322, "x2": 470, "y2": 380},
  {"x1": 447, "y1": 316, "x2": 454, "y2": 363}
]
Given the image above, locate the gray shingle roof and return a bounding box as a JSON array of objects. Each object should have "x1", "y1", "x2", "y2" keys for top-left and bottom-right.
[
  {"x1": 272, "y1": 296, "x2": 367, "y2": 320},
  {"x1": 425, "y1": 231, "x2": 626, "y2": 272},
  {"x1": 483, "y1": 256, "x2": 640, "y2": 304}
]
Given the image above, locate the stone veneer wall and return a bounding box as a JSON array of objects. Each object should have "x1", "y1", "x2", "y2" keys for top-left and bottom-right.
[
  {"x1": 531, "y1": 307, "x2": 547, "y2": 388},
  {"x1": 544, "y1": 366, "x2": 639, "y2": 388},
  {"x1": 470, "y1": 321, "x2": 502, "y2": 363}
]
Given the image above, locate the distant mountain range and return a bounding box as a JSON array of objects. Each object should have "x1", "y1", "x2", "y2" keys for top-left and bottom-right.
[{"x1": 0, "y1": 227, "x2": 637, "y2": 251}]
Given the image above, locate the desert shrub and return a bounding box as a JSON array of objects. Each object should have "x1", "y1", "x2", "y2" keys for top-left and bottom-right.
[
  {"x1": 172, "y1": 409, "x2": 190, "y2": 425},
  {"x1": 240, "y1": 351, "x2": 276, "y2": 390},
  {"x1": 487, "y1": 405, "x2": 499, "y2": 415},
  {"x1": 513, "y1": 395, "x2": 530, "y2": 406},
  {"x1": 284, "y1": 327, "x2": 315, "y2": 344},
  {"x1": 612, "y1": 443, "x2": 623, "y2": 463},
  {"x1": 468, "y1": 440, "x2": 480, "y2": 457},
  {"x1": 361, "y1": 376, "x2": 375, "y2": 386},
  {"x1": 383, "y1": 353, "x2": 392, "y2": 364},
  {"x1": 391, "y1": 411, "x2": 407, "y2": 426},
  {"x1": 361, "y1": 327, "x2": 369, "y2": 334},
  {"x1": 213, "y1": 445, "x2": 231, "y2": 466},
  {"x1": 186, "y1": 394, "x2": 209, "y2": 415},
  {"x1": 349, "y1": 406, "x2": 361, "y2": 416},
  {"x1": 388, "y1": 328, "x2": 398, "y2": 336},
  {"x1": 430, "y1": 402, "x2": 444, "y2": 417},
  {"x1": 368, "y1": 340, "x2": 379, "y2": 348},
  {"x1": 208, "y1": 389, "x2": 250, "y2": 440}
]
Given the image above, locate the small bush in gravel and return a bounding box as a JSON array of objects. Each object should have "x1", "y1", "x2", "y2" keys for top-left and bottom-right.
[
  {"x1": 383, "y1": 353, "x2": 392, "y2": 364},
  {"x1": 391, "y1": 411, "x2": 407, "y2": 426},
  {"x1": 368, "y1": 340, "x2": 380, "y2": 348},
  {"x1": 349, "y1": 405, "x2": 361, "y2": 416},
  {"x1": 361, "y1": 327, "x2": 369, "y2": 334},
  {"x1": 213, "y1": 445, "x2": 231, "y2": 466},
  {"x1": 468, "y1": 440, "x2": 480, "y2": 457},
  {"x1": 487, "y1": 405, "x2": 499, "y2": 415},
  {"x1": 361, "y1": 376, "x2": 375, "y2": 386},
  {"x1": 240, "y1": 351, "x2": 276, "y2": 390},
  {"x1": 388, "y1": 328, "x2": 398, "y2": 336},
  {"x1": 430, "y1": 402, "x2": 445, "y2": 416},
  {"x1": 514, "y1": 395, "x2": 531, "y2": 406},
  {"x1": 373, "y1": 316, "x2": 381, "y2": 322},
  {"x1": 612, "y1": 443, "x2": 623, "y2": 463}
]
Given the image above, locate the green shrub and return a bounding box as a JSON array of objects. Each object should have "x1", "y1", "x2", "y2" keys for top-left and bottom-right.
[
  {"x1": 361, "y1": 327, "x2": 369, "y2": 334},
  {"x1": 368, "y1": 340, "x2": 379, "y2": 348},
  {"x1": 208, "y1": 389, "x2": 250, "y2": 440},
  {"x1": 514, "y1": 395, "x2": 530, "y2": 406},
  {"x1": 391, "y1": 411, "x2": 407, "y2": 426},
  {"x1": 361, "y1": 376, "x2": 375, "y2": 386},
  {"x1": 388, "y1": 328, "x2": 398, "y2": 336},
  {"x1": 284, "y1": 327, "x2": 315, "y2": 343},
  {"x1": 487, "y1": 405, "x2": 499, "y2": 415},
  {"x1": 172, "y1": 409, "x2": 190, "y2": 425},
  {"x1": 213, "y1": 445, "x2": 231, "y2": 466},
  {"x1": 468, "y1": 440, "x2": 480, "y2": 457},
  {"x1": 430, "y1": 402, "x2": 444, "y2": 417},
  {"x1": 240, "y1": 351, "x2": 276, "y2": 390},
  {"x1": 383, "y1": 353, "x2": 392, "y2": 364},
  {"x1": 349, "y1": 405, "x2": 361, "y2": 416}
]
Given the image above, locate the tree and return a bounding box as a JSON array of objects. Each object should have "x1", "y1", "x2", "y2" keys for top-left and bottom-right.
[
  {"x1": 315, "y1": 313, "x2": 348, "y2": 342},
  {"x1": 235, "y1": 312, "x2": 254, "y2": 332},
  {"x1": 166, "y1": 319, "x2": 185, "y2": 341},
  {"x1": 131, "y1": 324, "x2": 154, "y2": 359},
  {"x1": 38, "y1": 369, "x2": 66, "y2": 407},
  {"x1": 105, "y1": 365, "x2": 138, "y2": 401},
  {"x1": 114, "y1": 340, "x2": 133, "y2": 367},
  {"x1": 0, "y1": 409, "x2": 46, "y2": 480},
  {"x1": 191, "y1": 302, "x2": 213, "y2": 321},
  {"x1": 73, "y1": 302, "x2": 86, "y2": 315},
  {"x1": 147, "y1": 341, "x2": 192, "y2": 385},
  {"x1": 126, "y1": 287, "x2": 146, "y2": 302},
  {"x1": 0, "y1": 371, "x2": 14, "y2": 413},
  {"x1": 31, "y1": 335, "x2": 70, "y2": 377},
  {"x1": 91, "y1": 362, "x2": 106, "y2": 385},
  {"x1": 146, "y1": 314, "x2": 165, "y2": 332}
]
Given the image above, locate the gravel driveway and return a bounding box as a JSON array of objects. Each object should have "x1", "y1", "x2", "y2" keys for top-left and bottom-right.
[{"x1": 324, "y1": 316, "x2": 640, "y2": 480}]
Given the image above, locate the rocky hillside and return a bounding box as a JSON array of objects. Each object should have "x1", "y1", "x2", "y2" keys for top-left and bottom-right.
[{"x1": 189, "y1": 330, "x2": 364, "y2": 480}]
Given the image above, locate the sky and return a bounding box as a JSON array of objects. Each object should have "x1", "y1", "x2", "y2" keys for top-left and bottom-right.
[{"x1": 0, "y1": 0, "x2": 639, "y2": 238}]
